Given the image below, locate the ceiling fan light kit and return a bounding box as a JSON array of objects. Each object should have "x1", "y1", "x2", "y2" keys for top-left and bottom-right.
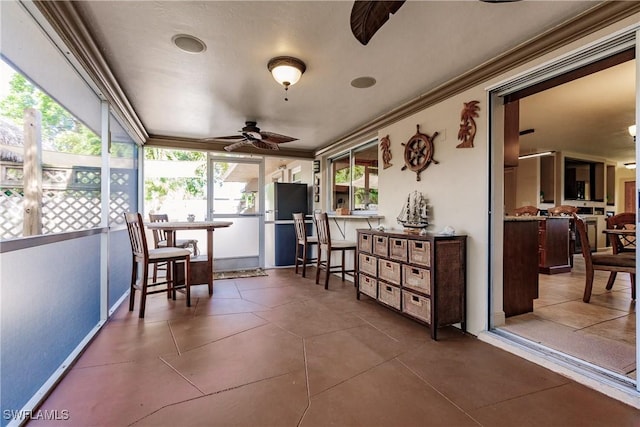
[{"x1": 267, "y1": 56, "x2": 306, "y2": 101}]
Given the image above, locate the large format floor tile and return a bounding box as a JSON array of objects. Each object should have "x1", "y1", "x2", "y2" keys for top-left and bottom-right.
[{"x1": 30, "y1": 268, "x2": 640, "y2": 426}]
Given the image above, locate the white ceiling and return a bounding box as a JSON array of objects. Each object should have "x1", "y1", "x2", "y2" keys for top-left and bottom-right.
[
  {"x1": 71, "y1": 1, "x2": 619, "y2": 156},
  {"x1": 520, "y1": 59, "x2": 636, "y2": 163}
]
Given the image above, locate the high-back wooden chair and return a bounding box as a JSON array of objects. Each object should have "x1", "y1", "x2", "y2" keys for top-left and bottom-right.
[
  {"x1": 314, "y1": 212, "x2": 356, "y2": 289},
  {"x1": 514, "y1": 205, "x2": 540, "y2": 216},
  {"x1": 604, "y1": 212, "x2": 636, "y2": 290},
  {"x1": 548, "y1": 205, "x2": 578, "y2": 265},
  {"x1": 573, "y1": 213, "x2": 635, "y2": 303},
  {"x1": 149, "y1": 213, "x2": 199, "y2": 281},
  {"x1": 293, "y1": 212, "x2": 317, "y2": 278},
  {"x1": 606, "y1": 212, "x2": 636, "y2": 253},
  {"x1": 125, "y1": 212, "x2": 192, "y2": 318},
  {"x1": 547, "y1": 205, "x2": 577, "y2": 216}
]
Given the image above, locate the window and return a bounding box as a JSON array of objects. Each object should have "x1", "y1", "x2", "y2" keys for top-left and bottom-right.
[
  {"x1": 291, "y1": 166, "x2": 302, "y2": 183},
  {"x1": 143, "y1": 147, "x2": 207, "y2": 220},
  {"x1": 329, "y1": 140, "x2": 378, "y2": 212},
  {"x1": 0, "y1": 60, "x2": 104, "y2": 239}
]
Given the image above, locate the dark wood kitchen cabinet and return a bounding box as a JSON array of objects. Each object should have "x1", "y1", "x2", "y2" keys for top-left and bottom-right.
[{"x1": 504, "y1": 218, "x2": 539, "y2": 317}]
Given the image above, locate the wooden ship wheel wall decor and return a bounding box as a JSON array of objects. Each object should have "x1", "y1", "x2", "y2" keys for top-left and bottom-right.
[{"x1": 401, "y1": 124, "x2": 438, "y2": 181}]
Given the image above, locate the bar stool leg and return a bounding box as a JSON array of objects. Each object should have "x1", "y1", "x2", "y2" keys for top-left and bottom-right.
[{"x1": 302, "y1": 243, "x2": 308, "y2": 278}]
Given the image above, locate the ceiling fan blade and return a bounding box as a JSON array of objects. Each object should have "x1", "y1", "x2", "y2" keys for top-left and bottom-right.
[
  {"x1": 260, "y1": 131, "x2": 298, "y2": 144},
  {"x1": 252, "y1": 140, "x2": 280, "y2": 150},
  {"x1": 350, "y1": 0, "x2": 405, "y2": 46},
  {"x1": 202, "y1": 135, "x2": 246, "y2": 142},
  {"x1": 223, "y1": 139, "x2": 252, "y2": 152}
]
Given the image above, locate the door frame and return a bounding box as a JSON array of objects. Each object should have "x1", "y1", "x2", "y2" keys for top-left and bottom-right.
[
  {"x1": 208, "y1": 155, "x2": 265, "y2": 269},
  {"x1": 487, "y1": 27, "x2": 639, "y2": 392}
]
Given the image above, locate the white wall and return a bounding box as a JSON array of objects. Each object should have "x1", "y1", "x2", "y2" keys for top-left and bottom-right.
[
  {"x1": 376, "y1": 90, "x2": 489, "y2": 335},
  {"x1": 515, "y1": 157, "x2": 539, "y2": 208}
]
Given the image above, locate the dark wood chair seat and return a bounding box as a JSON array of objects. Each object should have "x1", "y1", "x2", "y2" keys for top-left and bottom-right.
[
  {"x1": 573, "y1": 213, "x2": 635, "y2": 303},
  {"x1": 603, "y1": 212, "x2": 636, "y2": 290}
]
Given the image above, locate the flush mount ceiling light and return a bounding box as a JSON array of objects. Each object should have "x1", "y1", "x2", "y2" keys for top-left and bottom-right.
[
  {"x1": 267, "y1": 56, "x2": 306, "y2": 101},
  {"x1": 350, "y1": 76, "x2": 376, "y2": 89},
  {"x1": 625, "y1": 162, "x2": 636, "y2": 169},
  {"x1": 172, "y1": 34, "x2": 206, "y2": 54}
]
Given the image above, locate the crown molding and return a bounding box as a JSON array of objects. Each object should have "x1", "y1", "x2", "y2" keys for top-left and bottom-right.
[{"x1": 316, "y1": 1, "x2": 640, "y2": 156}]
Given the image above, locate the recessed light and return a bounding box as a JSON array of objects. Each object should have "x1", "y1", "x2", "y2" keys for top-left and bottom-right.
[
  {"x1": 350, "y1": 76, "x2": 376, "y2": 89},
  {"x1": 172, "y1": 34, "x2": 207, "y2": 54}
]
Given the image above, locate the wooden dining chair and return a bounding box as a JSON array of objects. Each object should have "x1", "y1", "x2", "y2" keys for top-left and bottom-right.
[
  {"x1": 514, "y1": 205, "x2": 539, "y2": 216},
  {"x1": 314, "y1": 212, "x2": 357, "y2": 289},
  {"x1": 548, "y1": 205, "x2": 578, "y2": 265},
  {"x1": 125, "y1": 212, "x2": 192, "y2": 318},
  {"x1": 149, "y1": 213, "x2": 199, "y2": 281},
  {"x1": 604, "y1": 212, "x2": 636, "y2": 290},
  {"x1": 293, "y1": 212, "x2": 317, "y2": 277},
  {"x1": 572, "y1": 213, "x2": 635, "y2": 303}
]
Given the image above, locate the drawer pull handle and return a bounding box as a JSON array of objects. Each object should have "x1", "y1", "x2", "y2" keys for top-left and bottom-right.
[
  {"x1": 412, "y1": 295, "x2": 420, "y2": 302},
  {"x1": 386, "y1": 262, "x2": 392, "y2": 267},
  {"x1": 386, "y1": 286, "x2": 392, "y2": 292},
  {"x1": 412, "y1": 268, "x2": 419, "y2": 275},
  {"x1": 394, "y1": 241, "x2": 402, "y2": 246},
  {"x1": 415, "y1": 242, "x2": 423, "y2": 249},
  {"x1": 377, "y1": 237, "x2": 384, "y2": 242}
]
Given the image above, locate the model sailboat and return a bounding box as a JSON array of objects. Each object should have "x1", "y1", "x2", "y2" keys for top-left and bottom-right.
[{"x1": 397, "y1": 191, "x2": 428, "y2": 231}]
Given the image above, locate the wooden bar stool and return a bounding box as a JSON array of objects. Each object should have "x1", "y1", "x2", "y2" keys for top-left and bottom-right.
[
  {"x1": 124, "y1": 212, "x2": 192, "y2": 318},
  {"x1": 314, "y1": 212, "x2": 356, "y2": 289},
  {"x1": 293, "y1": 212, "x2": 317, "y2": 277}
]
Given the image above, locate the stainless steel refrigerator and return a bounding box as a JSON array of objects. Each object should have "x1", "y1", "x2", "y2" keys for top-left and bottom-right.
[{"x1": 265, "y1": 182, "x2": 310, "y2": 267}]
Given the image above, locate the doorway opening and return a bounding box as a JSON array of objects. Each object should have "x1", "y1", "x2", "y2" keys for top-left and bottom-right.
[{"x1": 492, "y1": 42, "x2": 638, "y2": 386}]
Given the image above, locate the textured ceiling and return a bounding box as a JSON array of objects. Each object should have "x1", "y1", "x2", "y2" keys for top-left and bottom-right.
[{"x1": 70, "y1": 0, "x2": 630, "y2": 160}]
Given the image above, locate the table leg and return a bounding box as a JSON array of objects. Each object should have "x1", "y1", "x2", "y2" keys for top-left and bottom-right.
[
  {"x1": 207, "y1": 229, "x2": 213, "y2": 295},
  {"x1": 166, "y1": 230, "x2": 175, "y2": 299}
]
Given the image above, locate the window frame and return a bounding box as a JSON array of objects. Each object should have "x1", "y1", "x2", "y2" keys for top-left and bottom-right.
[{"x1": 328, "y1": 139, "x2": 378, "y2": 214}]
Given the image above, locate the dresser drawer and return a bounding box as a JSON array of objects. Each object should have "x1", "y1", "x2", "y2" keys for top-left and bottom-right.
[
  {"x1": 359, "y1": 253, "x2": 377, "y2": 276},
  {"x1": 358, "y1": 233, "x2": 373, "y2": 253},
  {"x1": 402, "y1": 264, "x2": 431, "y2": 295},
  {"x1": 373, "y1": 235, "x2": 388, "y2": 257},
  {"x1": 402, "y1": 290, "x2": 431, "y2": 324},
  {"x1": 408, "y1": 240, "x2": 431, "y2": 266},
  {"x1": 378, "y1": 258, "x2": 401, "y2": 285},
  {"x1": 378, "y1": 283, "x2": 401, "y2": 310},
  {"x1": 359, "y1": 274, "x2": 377, "y2": 298},
  {"x1": 389, "y1": 238, "x2": 408, "y2": 262}
]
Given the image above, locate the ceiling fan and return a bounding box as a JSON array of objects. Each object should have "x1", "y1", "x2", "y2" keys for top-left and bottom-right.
[
  {"x1": 205, "y1": 121, "x2": 298, "y2": 152},
  {"x1": 350, "y1": 0, "x2": 521, "y2": 46}
]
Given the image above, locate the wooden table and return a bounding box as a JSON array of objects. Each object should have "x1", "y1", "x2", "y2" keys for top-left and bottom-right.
[
  {"x1": 146, "y1": 221, "x2": 233, "y2": 294},
  {"x1": 603, "y1": 228, "x2": 636, "y2": 253}
]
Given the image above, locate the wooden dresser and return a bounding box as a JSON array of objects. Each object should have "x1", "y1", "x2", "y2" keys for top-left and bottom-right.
[{"x1": 356, "y1": 229, "x2": 467, "y2": 340}]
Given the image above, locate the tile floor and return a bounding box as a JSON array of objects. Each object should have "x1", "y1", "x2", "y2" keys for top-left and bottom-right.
[
  {"x1": 31, "y1": 268, "x2": 640, "y2": 426},
  {"x1": 502, "y1": 256, "x2": 637, "y2": 379}
]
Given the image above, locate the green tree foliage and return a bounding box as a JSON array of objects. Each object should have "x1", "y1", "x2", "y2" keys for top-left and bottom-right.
[
  {"x1": 143, "y1": 148, "x2": 222, "y2": 205},
  {"x1": 0, "y1": 72, "x2": 102, "y2": 155}
]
